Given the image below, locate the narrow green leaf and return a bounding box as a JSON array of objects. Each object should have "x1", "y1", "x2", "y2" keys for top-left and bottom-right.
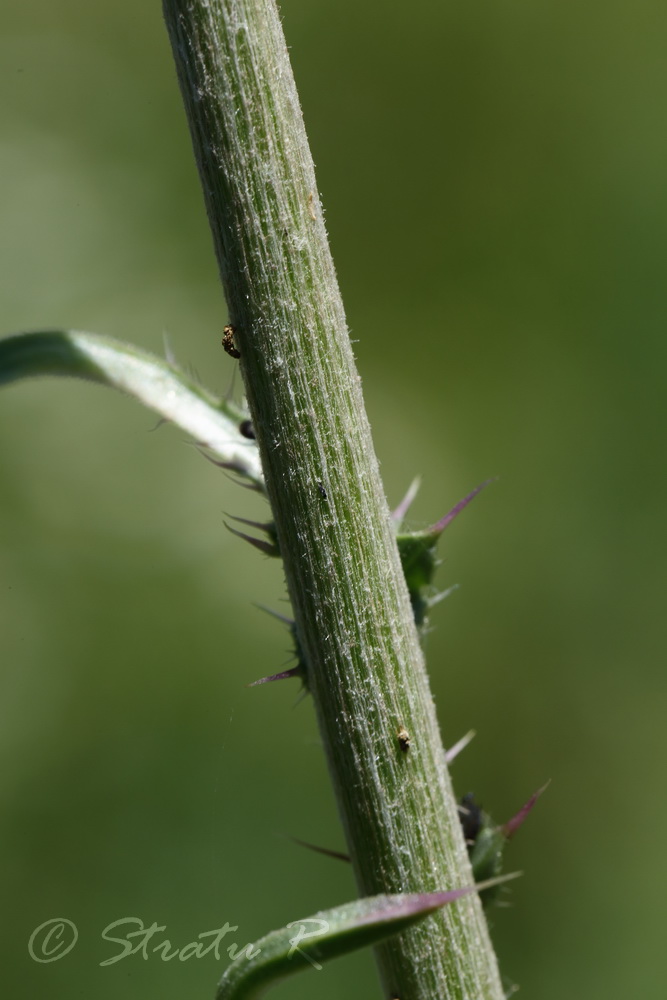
[
  {"x1": 216, "y1": 876, "x2": 519, "y2": 1000},
  {"x1": 0, "y1": 329, "x2": 264, "y2": 489}
]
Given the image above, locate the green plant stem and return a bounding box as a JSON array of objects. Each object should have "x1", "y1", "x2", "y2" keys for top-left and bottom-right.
[{"x1": 162, "y1": 1, "x2": 504, "y2": 996}]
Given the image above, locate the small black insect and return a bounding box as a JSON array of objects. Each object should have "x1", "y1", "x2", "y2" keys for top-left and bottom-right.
[
  {"x1": 397, "y1": 726, "x2": 411, "y2": 752},
  {"x1": 239, "y1": 419, "x2": 255, "y2": 440},
  {"x1": 458, "y1": 793, "x2": 483, "y2": 845},
  {"x1": 222, "y1": 324, "x2": 241, "y2": 359},
  {"x1": 316, "y1": 481, "x2": 328, "y2": 501}
]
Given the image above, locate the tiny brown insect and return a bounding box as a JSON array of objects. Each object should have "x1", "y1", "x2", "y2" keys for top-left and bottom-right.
[
  {"x1": 222, "y1": 324, "x2": 241, "y2": 359},
  {"x1": 397, "y1": 726, "x2": 411, "y2": 752},
  {"x1": 239, "y1": 419, "x2": 255, "y2": 440}
]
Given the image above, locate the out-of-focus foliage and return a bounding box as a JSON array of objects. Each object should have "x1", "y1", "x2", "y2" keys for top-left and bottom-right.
[{"x1": 1, "y1": 3, "x2": 665, "y2": 999}]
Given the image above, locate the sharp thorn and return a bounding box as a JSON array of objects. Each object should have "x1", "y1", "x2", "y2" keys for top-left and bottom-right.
[
  {"x1": 253, "y1": 603, "x2": 295, "y2": 627},
  {"x1": 247, "y1": 666, "x2": 302, "y2": 687},
  {"x1": 501, "y1": 780, "x2": 551, "y2": 839},
  {"x1": 430, "y1": 477, "x2": 498, "y2": 535},
  {"x1": 291, "y1": 837, "x2": 351, "y2": 863},
  {"x1": 223, "y1": 521, "x2": 279, "y2": 556},
  {"x1": 392, "y1": 476, "x2": 422, "y2": 524},
  {"x1": 445, "y1": 729, "x2": 477, "y2": 764}
]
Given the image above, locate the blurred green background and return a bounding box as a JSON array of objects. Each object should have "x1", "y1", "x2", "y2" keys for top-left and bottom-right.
[{"x1": 1, "y1": 1, "x2": 665, "y2": 997}]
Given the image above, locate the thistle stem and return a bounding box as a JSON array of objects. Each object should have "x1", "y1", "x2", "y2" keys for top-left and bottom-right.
[{"x1": 162, "y1": 1, "x2": 504, "y2": 995}]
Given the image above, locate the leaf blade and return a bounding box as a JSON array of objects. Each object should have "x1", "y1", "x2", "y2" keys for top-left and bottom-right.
[
  {"x1": 216, "y1": 877, "x2": 519, "y2": 1000},
  {"x1": 0, "y1": 329, "x2": 264, "y2": 489}
]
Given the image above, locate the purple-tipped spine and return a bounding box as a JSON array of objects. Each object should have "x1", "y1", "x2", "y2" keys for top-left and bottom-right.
[
  {"x1": 248, "y1": 666, "x2": 302, "y2": 687},
  {"x1": 430, "y1": 478, "x2": 497, "y2": 535},
  {"x1": 501, "y1": 781, "x2": 551, "y2": 839}
]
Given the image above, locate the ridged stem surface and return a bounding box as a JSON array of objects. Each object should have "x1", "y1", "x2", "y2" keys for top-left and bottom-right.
[{"x1": 163, "y1": 2, "x2": 504, "y2": 996}]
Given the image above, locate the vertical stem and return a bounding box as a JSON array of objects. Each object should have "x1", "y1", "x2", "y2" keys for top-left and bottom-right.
[{"x1": 162, "y1": 1, "x2": 504, "y2": 996}]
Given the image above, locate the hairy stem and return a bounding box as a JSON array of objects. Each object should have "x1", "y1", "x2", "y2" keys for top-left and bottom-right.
[{"x1": 162, "y1": 1, "x2": 504, "y2": 996}]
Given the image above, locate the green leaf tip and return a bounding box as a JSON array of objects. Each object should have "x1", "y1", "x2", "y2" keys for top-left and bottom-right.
[
  {"x1": 461, "y1": 783, "x2": 548, "y2": 907},
  {"x1": 0, "y1": 329, "x2": 264, "y2": 490},
  {"x1": 397, "y1": 478, "x2": 496, "y2": 631},
  {"x1": 215, "y1": 874, "x2": 520, "y2": 1000}
]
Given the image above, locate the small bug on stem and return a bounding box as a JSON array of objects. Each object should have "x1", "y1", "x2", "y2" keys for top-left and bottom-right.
[
  {"x1": 397, "y1": 726, "x2": 411, "y2": 752},
  {"x1": 222, "y1": 324, "x2": 241, "y2": 359}
]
